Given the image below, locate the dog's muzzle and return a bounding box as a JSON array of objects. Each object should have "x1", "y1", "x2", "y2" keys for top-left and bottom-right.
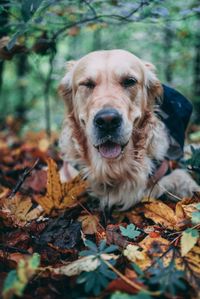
[{"x1": 93, "y1": 108, "x2": 128, "y2": 159}]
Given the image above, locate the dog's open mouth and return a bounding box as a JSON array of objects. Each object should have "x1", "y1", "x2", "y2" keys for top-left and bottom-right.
[{"x1": 97, "y1": 141, "x2": 126, "y2": 159}]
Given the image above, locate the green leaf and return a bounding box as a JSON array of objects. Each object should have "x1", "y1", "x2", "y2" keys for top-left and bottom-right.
[
  {"x1": 148, "y1": 259, "x2": 185, "y2": 295},
  {"x1": 21, "y1": 0, "x2": 44, "y2": 22},
  {"x1": 196, "y1": 203, "x2": 200, "y2": 210},
  {"x1": 103, "y1": 244, "x2": 118, "y2": 253},
  {"x1": 29, "y1": 253, "x2": 40, "y2": 269},
  {"x1": 84, "y1": 239, "x2": 98, "y2": 252},
  {"x1": 79, "y1": 249, "x2": 96, "y2": 256},
  {"x1": 191, "y1": 211, "x2": 200, "y2": 224},
  {"x1": 84, "y1": 273, "x2": 96, "y2": 292},
  {"x1": 120, "y1": 224, "x2": 141, "y2": 239},
  {"x1": 2, "y1": 270, "x2": 25, "y2": 298},
  {"x1": 99, "y1": 239, "x2": 107, "y2": 252},
  {"x1": 131, "y1": 263, "x2": 144, "y2": 276}
]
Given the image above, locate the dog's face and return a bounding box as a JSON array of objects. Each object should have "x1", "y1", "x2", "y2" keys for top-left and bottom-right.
[{"x1": 60, "y1": 50, "x2": 162, "y2": 160}]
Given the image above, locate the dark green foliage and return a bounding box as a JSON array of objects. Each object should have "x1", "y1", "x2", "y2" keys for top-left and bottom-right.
[
  {"x1": 185, "y1": 146, "x2": 200, "y2": 183},
  {"x1": 186, "y1": 146, "x2": 200, "y2": 171},
  {"x1": 77, "y1": 239, "x2": 118, "y2": 295},
  {"x1": 77, "y1": 261, "x2": 117, "y2": 296},
  {"x1": 80, "y1": 239, "x2": 118, "y2": 257},
  {"x1": 147, "y1": 260, "x2": 186, "y2": 296}
]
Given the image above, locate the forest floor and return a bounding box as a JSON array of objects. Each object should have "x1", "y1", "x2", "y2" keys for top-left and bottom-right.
[{"x1": 0, "y1": 127, "x2": 200, "y2": 299}]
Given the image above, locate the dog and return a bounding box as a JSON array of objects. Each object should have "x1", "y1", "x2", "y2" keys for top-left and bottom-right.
[{"x1": 58, "y1": 49, "x2": 199, "y2": 210}]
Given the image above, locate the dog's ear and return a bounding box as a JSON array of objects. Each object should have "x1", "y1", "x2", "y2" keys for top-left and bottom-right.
[
  {"x1": 58, "y1": 60, "x2": 76, "y2": 111},
  {"x1": 143, "y1": 61, "x2": 163, "y2": 106}
]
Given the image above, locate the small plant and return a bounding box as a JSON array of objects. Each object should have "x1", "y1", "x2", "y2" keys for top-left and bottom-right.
[
  {"x1": 147, "y1": 259, "x2": 186, "y2": 296},
  {"x1": 120, "y1": 224, "x2": 141, "y2": 240},
  {"x1": 3, "y1": 253, "x2": 40, "y2": 299},
  {"x1": 77, "y1": 239, "x2": 118, "y2": 296}
]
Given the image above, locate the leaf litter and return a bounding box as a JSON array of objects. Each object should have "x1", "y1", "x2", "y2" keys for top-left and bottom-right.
[{"x1": 0, "y1": 130, "x2": 199, "y2": 299}]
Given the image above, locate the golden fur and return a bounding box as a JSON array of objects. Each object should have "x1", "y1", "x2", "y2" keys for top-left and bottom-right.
[{"x1": 59, "y1": 50, "x2": 199, "y2": 210}]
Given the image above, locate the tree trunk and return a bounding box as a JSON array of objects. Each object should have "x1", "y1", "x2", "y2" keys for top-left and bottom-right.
[
  {"x1": 0, "y1": 0, "x2": 9, "y2": 92},
  {"x1": 163, "y1": 23, "x2": 174, "y2": 84},
  {"x1": 15, "y1": 53, "x2": 28, "y2": 123},
  {"x1": 193, "y1": 10, "x2": 200, "y2": 122}
]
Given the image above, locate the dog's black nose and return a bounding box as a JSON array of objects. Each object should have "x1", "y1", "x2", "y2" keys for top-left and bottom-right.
[{"x1": 94, "y1": 108, "x2": 122, "y2": 131}]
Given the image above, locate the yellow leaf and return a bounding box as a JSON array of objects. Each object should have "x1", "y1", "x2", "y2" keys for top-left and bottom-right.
[
  {"x1": 15, "y1": 198, "x2": 32, "y2": 220},
  {"x1": 35, "y1": 161, "x2": 88, "y2": 214},
  {"x1": 34, "y1": 195, "x2": 54, "y2": 214},
  {"x1": 46, "y1": 158, "x2": 63, "y2": 208},
  {"x1": 54, "y1": 256, "x2": 100, "y2": 276},
  {"x1": 60, "y1": 175, "x2": 88, "y2": 209},
  {"x1": 123, "y1": 244, "x2": 151, "y2": 270},
  {"x1": 140, "y1": 201, "x2": 177, "y2": 230},
  {"x1": 181, "y1": 229, "x2": 199, "y2": 257},
  {"x1": 184, "y1": 245, "x2": 200, "y2": 275}
]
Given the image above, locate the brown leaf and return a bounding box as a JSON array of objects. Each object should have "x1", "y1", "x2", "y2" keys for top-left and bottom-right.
[
  {"x1": 35, "y1": 195, "x2": 54, "y2": 214},
  {"x1": 137, "y1": 201, "x2": 177, "y2": 230},
  {"x1": 35, "y1": 159, "x2": 88, "y2": 215},
  {"x1": 107, "y1": 277, "x2": 140, "y2": 294},
  {"x1": 78, "y1": 213, "x2": 100, "y2": 235},
  {"x1": 0, "y1": 194, "x2": 43, "y2": 227},
  {"x1": 106, "y1": 224, "x2": 129, "y2": 249},
  {"x1": 46, "y1": 158, "x2": 63, "y2": 208},
  {"x1": 125, "y1": 210, "x2": 144, "y2": 228}
]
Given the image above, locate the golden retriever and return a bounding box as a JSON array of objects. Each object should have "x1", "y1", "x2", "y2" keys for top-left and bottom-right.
[{"x1": 59, "y1": 49, "x2": 199, "y2": 210}]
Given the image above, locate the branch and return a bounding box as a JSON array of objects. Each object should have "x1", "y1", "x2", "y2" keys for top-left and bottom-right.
[
  {"x1": 52, "y1": 1, "x2": 150, "y2": 40},
  {"x1": 43, "y1": 51, "x2": 55, "y2": 138},
  {"x1": 9, "y1": 159, "x2": 39, "y2": 198}
]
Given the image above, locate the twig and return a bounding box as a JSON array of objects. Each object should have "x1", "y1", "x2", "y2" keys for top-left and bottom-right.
[
  {"x1": 77, "y1": 201, "x2": 105, "y2": 231},
  {"x1": 102, "y1": 258, "x2": 161, "y2": 296},
  {"x1": 102, "y1": 258, "x2": 144, "y2": 291},
  {"x1": 157, "y1": 183, "x2": 182, "y2": 201},
  {"x1": 52, "y1": 1, "x2": 149, "y2": 40},
  {"x1": 9, "y1": 159, "x2": 39, "y2": 198}
]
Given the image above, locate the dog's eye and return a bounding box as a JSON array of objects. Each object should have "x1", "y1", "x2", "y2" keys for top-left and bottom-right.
[
  {"x1": 121, "y1": 77, "x2": 137, "y2": 88},
  {"x1": 80, "y1": 80, "x2": 95, "y2": 89}
]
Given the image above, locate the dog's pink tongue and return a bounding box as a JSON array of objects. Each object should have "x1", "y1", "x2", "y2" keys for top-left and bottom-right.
[{"x1": 99, "y1": 142, "x2": 121, "y2": 159}]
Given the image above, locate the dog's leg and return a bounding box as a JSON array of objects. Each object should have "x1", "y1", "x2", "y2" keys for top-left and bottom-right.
[{"x1": 150, "y1": 169, "x2": 200, "y2": 199}]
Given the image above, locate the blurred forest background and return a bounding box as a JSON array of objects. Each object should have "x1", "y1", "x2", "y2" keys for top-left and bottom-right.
[{"x1": 0, "y1": 0, "x2": 200, "y2": 137}]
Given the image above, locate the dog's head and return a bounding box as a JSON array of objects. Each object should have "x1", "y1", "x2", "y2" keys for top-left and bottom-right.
[{"x1": 59, "y1": 50, "x2": 162, "y2": 160}]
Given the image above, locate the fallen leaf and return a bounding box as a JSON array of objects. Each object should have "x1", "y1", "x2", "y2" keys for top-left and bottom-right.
[
  {"x1": 125, "y1": 210, "x2": 144, "y2": 227},
  {"x1": 0, "y1": 194, "x2": 43, "y2": 227},
  {"x1": 2, "y1": 253, "x2": 40, "y2": 299},
  {"x1": 181, "y1": 228, "x2": 199, "y2": 256},
  {"x1": 38, "y1": 214, "x2": 81, "y2": 250},
  {"x1": 78, "y1": 213, "x2": 100, "y2": 235},
  {"x1": 120, "y1": 224, "x2": 141, "y2": 240},
  {"x1": 54, "y1": 255, "x2": 100, "y2": 276},
  {"x1": 106, "y1": 224, "x2": 129, "y2": 249},
  {"x1": 137, "y1": 201, "x2": 177, "y2": 230},
  {"x1": 123, "y1": 244, "x2": 147, "y2": 262},
  {"x1": 107, "y1": 277, "x2": 141, "y2": 294},
  {"x1": 35, "y1": 158, "x2": 88, "y2": 215},
  {"x1": 46, "y1": 158, "x2": 63, "y2": 208}
]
